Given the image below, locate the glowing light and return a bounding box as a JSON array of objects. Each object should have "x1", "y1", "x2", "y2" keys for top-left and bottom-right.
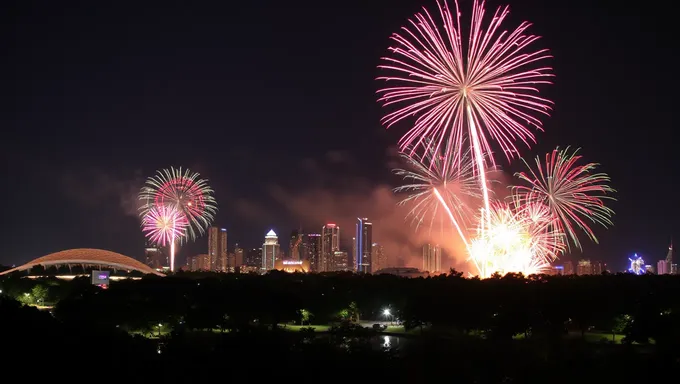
[
  {"x1": 383, "y1": 309, "x2": 391, "y2": 316},
  {"x1": 628, "y1": 254, "x2": 645, "y2": 275},
  {"x1": 139, "y1": 167, "x2": 217, "y2": 243},
  {"x1": 515, "y1": 146, "x2": 616, "y2": 250},
  {"x1": 378, "y1": 0, "x2": 553, "y2": 220}
]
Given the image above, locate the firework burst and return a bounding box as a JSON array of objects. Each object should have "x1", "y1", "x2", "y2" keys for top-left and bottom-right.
[
  {"x1": 393, "y1": 144, "x2": 480, "y2": 237},
  {"x1": 514, "y1": 146, "x2": 616, "y2": 251},
  {"x1": 377, "y1": 0, "x2": 553, "y2": 174},
  {"x1": 141, "y1": 205, "x2": 188, "y2": 247},
  {"x1": 469, "y1": 197, "x2": 564, "y2": 278},
  {"x1": 139, "y1": 167, "x2": 217, "y2": 242}
]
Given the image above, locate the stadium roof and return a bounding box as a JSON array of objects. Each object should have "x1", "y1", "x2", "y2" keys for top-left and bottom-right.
[{"x1": 0, "y1": 248, "x2": 164, "y2": 276}]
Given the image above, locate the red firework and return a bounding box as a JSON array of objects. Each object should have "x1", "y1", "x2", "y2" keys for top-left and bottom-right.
[{"x1": 377, "y1": 0, "x2": 553, "y2": 171}]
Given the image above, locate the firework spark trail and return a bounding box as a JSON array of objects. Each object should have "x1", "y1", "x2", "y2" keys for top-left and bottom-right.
[
  {"x1": 433, "y1": 187, "x2": 470, "y2": 249},
  {"x1": 468, "y1": 197, "x2": 564, "y2": 278},
  {"x1": 514, "y1": 146, "x2": 616, "y2": 251},
  {"x1": 378, "y1": 0, "x2": 553, "y2": 232},
  {"x1": 139, "y1": 167, "x2": 217, "y2": 243},
  {"x1": 142, "y1": 205, "x2": 189, "y2": 271},
  {"x1": 377, "y1": 0, "x2": 553, "y2": 173},
  {"x1": 393, "y1": 143, "x2": 479, "y2": 233}
]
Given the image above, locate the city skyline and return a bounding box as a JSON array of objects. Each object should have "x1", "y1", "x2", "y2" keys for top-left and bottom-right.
[{"x1": 2, "y1": 0, "x2": 675, "y2": 272}]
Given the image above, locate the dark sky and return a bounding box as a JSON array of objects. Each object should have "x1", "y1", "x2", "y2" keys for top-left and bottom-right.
[{"x1": 1, "y1": 0, "x2": 676, "y2": 271}]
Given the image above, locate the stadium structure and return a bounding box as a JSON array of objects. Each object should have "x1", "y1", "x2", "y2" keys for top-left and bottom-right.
[{"x1": 0, "y1": 248, "x2": 164, "y2": 277}]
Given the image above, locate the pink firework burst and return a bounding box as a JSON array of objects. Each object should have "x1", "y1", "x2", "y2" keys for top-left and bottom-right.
[
  {"x1": 141, "y1": 205, "x2": 189, "y2": 247},
  {"x1": 514, "y1": 146, "x2": 616, "y2": 251},
  {"x1": 377, "y1": 0, "x2": 553, "y2": 172}
]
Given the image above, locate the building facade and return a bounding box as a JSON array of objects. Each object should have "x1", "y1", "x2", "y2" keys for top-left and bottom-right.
[
  {"x1": 320, "y1": 224, "x2": 340, "y2": 272},
  {"x1": 303, "y1": 233, "x2": 321, "y2": 272},
  {"x1": 208, "y1": 227, "x2": 227, "y2": 272},
  {"x1": 332, "y1": 251, "x2": 349, "y2": 271},
  {"x1": 422, "y1": 244, "x2": 442, "y2": 273},
  {"x1": 355, "y1": 218, "x2": 373, "y2": 273},
  {"x1": 262, "y1": 230, "x2": 280, "y2": 271},
  {"x1": 188, "y1": 254, "x2": 211, "y2": 271},
  {"x1": 372, "y1": 243, "x2": 385, "y2": 272},
  {"x1": 144, "y1": 245, "x2": 167, "y2": 270}
]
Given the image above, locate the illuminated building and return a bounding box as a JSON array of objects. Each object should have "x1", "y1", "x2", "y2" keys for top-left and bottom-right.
[
  {"x1": 303, "y1": 233, "x2": 321, "y2": 271},
  {"x1": 245, "y1": 248, "x2": 262, "y2": 268},
  {"x1": 422, "y1": 244, "x2": 441, "y2": 273},
  {"x1": 208, "y1": 227, "x2": 227, "y2": 272},
  {"x1": 372, "y1": 243, "x2": 385, "y2": 272},
  {"x1": 0, "y1": 248, "x2": 164, "y2": 277},
  {"x1": 563, "y1": 261, "x2": 574, "y2": 275},
  {"x1": 262, "y1": 230, "x2": 280, "y2": 271},
  {"x1": 188, "y1": 254, "x2": 210, "y2": 271},
  {"x1": 234, "y1": 244, "x2": 244, "y2": 269},
  {"x1": 591, "y1": 261, "x2": 606, "y2": 275},
  {"x1": 628, "y1": 254, "x2": 645, "y2": 275},
  {"x1": 332, "y1": 251, "x2": 349, "y2": 271},
  {"x1": 321, "y1": 224, "x2": 339, "y2": 272},
  {"x1": 289, "y1": 230, "x2": 303, "y2": 261},
  {"x1": 657, "y1": 259, "x2": 670, "y2": 275},
  {"x1": 576, "y1": 259, "x2": 592, "y2": 275},
  {"x1": 144, "y1": 245, "x2": 167, "y2": 270},
  {"x1": 355, "y1": 218, "x2": 373, "y2": 273},
  {"x1": 275, "y1": 259, "x2": 310, "y2": 273}
]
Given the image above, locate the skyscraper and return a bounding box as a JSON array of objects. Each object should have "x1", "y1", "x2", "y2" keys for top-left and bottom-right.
[
  {"x1": 289, "y1": 230, "x2": 303, "y2": 261},
  {"x1": 333, "y1": 251, "x2": 349, "y2": 271},
  {"x1": 355, "y1": 218, "x2": 373, "y2": 273},
  {"x1": 262, "y1": 229, "x2": 280, "y2": 271},
  {"x1": 303, "y1": 233, "x2": 321, "y2": 271},
  {"x1": 144, "y1": 245, "x2": 167, "y2": 270},
  {"x1": 245, "y1": 248, "x2": 262, "y2": 268},
  {"x1": 234, "y1": 243, "x2": 244, "y2": 270},
  {"x1": 577, "y1": 259, "x2": 592, "y2": 275},
  {"x1": 321, "y1": 224, "x2": 340, "y2": 272},
  {"x1": 422, "y1": 244, "x2": 441, "y2": 273},
  {"x1": 372, "y1": 243, "x2": 385, "y2": 272},
  {"x1": 208, "y1": 227, "x2": 227, "y2": 272}
]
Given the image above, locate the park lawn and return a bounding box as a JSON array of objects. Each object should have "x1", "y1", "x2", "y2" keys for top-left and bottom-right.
[{"x1": 282, "y1": 324, "x2": 331, "y2": 332}]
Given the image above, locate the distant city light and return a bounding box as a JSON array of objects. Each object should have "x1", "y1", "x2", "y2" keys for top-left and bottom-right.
[
  {"x1": 629, "y1": 254, "x2": 645, "y2": 275},
  {"x1": 282, "y1": 260, "x2": 303, "y2": 265}
]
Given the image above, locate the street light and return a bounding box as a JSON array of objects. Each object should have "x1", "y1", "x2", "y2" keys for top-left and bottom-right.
[
  {"x1": 383, "y1": 308, "x2": 392, "y2": 325},
  {"x1": 157, "y1": 323, "x2": 162, "y2": 337}
]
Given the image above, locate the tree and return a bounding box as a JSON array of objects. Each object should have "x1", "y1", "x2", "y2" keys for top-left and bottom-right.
[
  {"x1": 299, "y1": 309, "x2": 312, "y2": 325},
  {"x1": 610, "y1": 314, "x2": 629, "y2": 343},
  {"x1": 31, "y1": 285, "x2": 48, "y2": 306}
]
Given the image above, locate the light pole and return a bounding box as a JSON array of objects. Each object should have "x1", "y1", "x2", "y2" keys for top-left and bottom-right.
[
  {"x1": 383, "y1": 309, "x2": 392, "y2": 325},
  {"x1": 157, "y1": 323, "x2": 162, "y2": 337}
]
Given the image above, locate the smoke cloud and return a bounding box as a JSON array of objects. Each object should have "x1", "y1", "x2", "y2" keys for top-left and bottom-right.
[
  {"x1": 58, "y1": 168, "x2": 145, "y2": 217},
  {"x1": 231, "y1": 150, "x2": 475, "y2": 272}
]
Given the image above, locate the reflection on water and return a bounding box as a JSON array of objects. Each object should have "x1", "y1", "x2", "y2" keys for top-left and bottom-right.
[{"x1": 383, "y1": 335, "x2": 391, "y2": 348}]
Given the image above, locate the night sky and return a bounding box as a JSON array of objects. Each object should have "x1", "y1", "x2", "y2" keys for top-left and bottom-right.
[{"x1": 2, "y1": 0, "x2": 676, "y2": 271}]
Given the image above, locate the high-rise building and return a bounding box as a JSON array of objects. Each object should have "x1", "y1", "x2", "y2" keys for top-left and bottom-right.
[
  {"x1": 262, "y1": 229, "x2": 280, "y2": 271},
  {"x1": 658, "y1": 259, "x2": 670, "y2": 275},
  {"x1": 591, "y1": 261, "x2": 606, "y2": 275},
  {"x1": 355, "y1": 218, "x2": 373, "y2": 273},
  {"x1": 333, "y1": 251, "x2": 349, "y2": 271},
  {"x1": 303, "y1": 233, "x2": 321, "y2": 271},
  {"x1": 144, "y1": 245, "x2": 167, "y2": 269},
  {"x1": 422, "y1": 244, "x2": 442, "y2": 273},
  {"x1": 245, "y1": 248, "x2": 262, "y2": 268},
  {"x1": 321, "y1": 224, "x2": 340, "y2": 272},
  {"x1": 666, "y1": 242, "x2": 676, "y2": 274},
  {"x1": 234, "y1": 243, "x2": 244, "y2": 269},
  {"x1": 563, "y1": 261, "x2": 574, "y2": 275},
  {"x1": 208, "y1": 227, "x2": 227, "y2": 272},
  {"x1": 372, "y1": 243, "x2": 385, "y2": 272},
  {"x1": 289, "y1": 230, "x2": 303, "y2": 261},
  {"x1": 188, "y1": 254, "x2": 210, "y2": 271},
  {"x1": 577, "y1": 259, "x2": 592, "y2": 275}
]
